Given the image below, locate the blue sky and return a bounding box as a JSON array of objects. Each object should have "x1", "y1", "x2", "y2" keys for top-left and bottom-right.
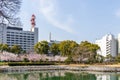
[{"x1": 19, "y1": 0, "x2": 120, "y2": 43}]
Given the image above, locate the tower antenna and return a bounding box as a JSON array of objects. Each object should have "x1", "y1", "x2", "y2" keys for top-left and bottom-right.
[
  {"x1": 31, "y1": 14, "x2": 36, "y2": 32},
  {"x1": 49, "y1": 32, "x2": 51, "y2": 42}
]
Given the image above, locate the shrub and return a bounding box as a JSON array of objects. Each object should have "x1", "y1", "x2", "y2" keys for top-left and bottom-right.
[
  {"x1": 7, "y1": 62, "x2": 54, "y2": 66},
  {"x1": 23, "y1": 58, "x2": 29, "y2": 62},
  {"x1": 64, "y1": 56, "x2": 73, "y2": 64}
]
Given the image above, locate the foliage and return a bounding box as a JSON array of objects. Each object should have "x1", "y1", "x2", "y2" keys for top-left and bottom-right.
[
  {"x1": 59, "y1": 40, "x2": 78, "y2": 56},
  {"x1": 50, "y1": 43, "x2": 59, "y2": 56},
  {"x1": 95, "y1": 54, "x2": 104, "y2": 63},
  {"x1": 0, "y1": 44, "x2": 10, "y2": 52},
  {"x1": 0, "y1": 44, "x2": 3, "y2": 51},
  {"x1": 80, "y1": 41, "x2": 100, "y2": 53},
  {"x1": 65, "y1": 56, "x2": 73, "y2": 64},
  {"x1": 115, "y1": 55, "x2": 120, "y2": 62},
  {"x1": 0, "y1": 0, "x2": 22, "y2": 25},
  {"x1": 0, "y1": 44, "x2": 23, "y2": 54},
  {"x1": 72, "y1": 41, "x2": 100, "y2": 63},
  {"x1": 23, "y1": 58, "x2": 29, "y2": 62},
  {"x1": 105, "y1": 54, "x2": 113, "y2": 62},
  {"x1": 34, "y1": 41, "x2": 49, "y2": 54},
  {"x1": 7, "y1": 62, "x2": 54, "y2": 66},
  {"x1": 72, "y1": 47, "x2": 82, "y2": 62},
  {"x1": 10, "y1": 45, "x2": 22, "y2": 54}
]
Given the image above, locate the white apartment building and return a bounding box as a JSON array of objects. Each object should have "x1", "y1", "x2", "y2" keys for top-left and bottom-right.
[
  {"x1": 118, "y1": 33, "x2": 120, "y2": 54},
  {"x1": 95, "y1": 34, "x2": 117, "y2": 57},
  {"x1": 0, "y1": 24, "x2": 38, "y2": 51}
]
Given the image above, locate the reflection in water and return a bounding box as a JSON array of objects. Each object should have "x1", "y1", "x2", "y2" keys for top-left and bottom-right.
[
  {"x1": 0, "y1": 71, "x2": 120, "y2": 80},
  {"x1": 95, "y1": 74, "x2": 119, "y2": 80},
  {"x1": 96, "y1": 74, "x2": 110, "y2": 80}
]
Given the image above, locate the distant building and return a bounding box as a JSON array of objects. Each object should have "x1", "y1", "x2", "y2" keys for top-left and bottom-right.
[
  {"x1": 48, "y1": 32, "x2": 61, "y2": 46},
  {"x1": 47, "y1": 32, "x2": 61, "y2": 56},
  {"x1": 95, "y1": 34, "x2": 117, "y2": 57},
  {"x1": 48, "y1": 40, "x2": 60, "y2": 45},
  {"x1": 0, "y1": 15, "x2": 38, "y2": 51}
]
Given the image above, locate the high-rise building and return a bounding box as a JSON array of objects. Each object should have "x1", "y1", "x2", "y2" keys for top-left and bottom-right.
[
  {"x1": 95, "y1": 34, "x2": 117, "y2": 57},
  {"x1": 118, "y1": 33, "x2": 120, "y2": 54},
  {"x1": 0, "y1": 15, "x2": 38, "y2": 51}
]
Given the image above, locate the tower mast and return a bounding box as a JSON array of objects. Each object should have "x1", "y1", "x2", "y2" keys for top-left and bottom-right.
[
  {"x1": 49, "y1": 32, "x2": 51, "y2": 42},
  {"x1": 31, "y1": 14, "x2": 36, "y2": 32}
]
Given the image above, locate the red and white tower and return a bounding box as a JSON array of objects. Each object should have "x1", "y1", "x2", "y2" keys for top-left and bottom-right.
[{"x1": 31, "y1": 14, "x2": 36, "y2": 32}]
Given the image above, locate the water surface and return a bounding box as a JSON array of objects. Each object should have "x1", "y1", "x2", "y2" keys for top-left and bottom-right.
[{"x1": 0, "y1": 71, "x2": 120, "y2": 80}]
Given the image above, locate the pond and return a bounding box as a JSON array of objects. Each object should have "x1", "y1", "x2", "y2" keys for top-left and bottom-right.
[{"x1": 0, "y1": 71, "x2": 120, "y2": 80}]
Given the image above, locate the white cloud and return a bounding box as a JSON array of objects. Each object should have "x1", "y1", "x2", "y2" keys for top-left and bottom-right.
[
  {"x1": 39, "y1": 0, "x2": 75, "y2": 33},
  {"x1": 115, "y1": 9, "x2": 120, "y2": 17}
]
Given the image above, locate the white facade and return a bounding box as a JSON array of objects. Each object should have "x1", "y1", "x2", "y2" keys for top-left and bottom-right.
[
  {"x1": 95, "y1": 34, "x2": 117, "y2": 57},
  {"x1": 0, "y1": 24, "x2": 38, "y2": 51},
  {"x1": 118, "y1": 33, "x2": 120, "y2": 54}
]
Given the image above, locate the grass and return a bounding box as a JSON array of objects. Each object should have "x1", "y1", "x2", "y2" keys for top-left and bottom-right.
[
  {"x1": 0, "y1": 61, "x2": 120, "y2": 67},
  {"x1": 61, "y1": 63, "x2": 120, "y2": 68}
]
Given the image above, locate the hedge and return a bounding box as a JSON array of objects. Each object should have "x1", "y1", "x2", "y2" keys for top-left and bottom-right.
[{"x1": 0, "y1": 62, "x2": 55, "y2": 66}]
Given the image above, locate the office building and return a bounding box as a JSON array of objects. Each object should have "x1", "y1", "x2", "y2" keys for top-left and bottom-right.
[{"x1": 0, "y1": 15, "x2": 38, "y2": 51}]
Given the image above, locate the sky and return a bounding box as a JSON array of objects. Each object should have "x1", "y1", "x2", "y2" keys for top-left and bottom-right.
[{"x1": 19, "y1": 0, "x2": 120, "y2": 43}]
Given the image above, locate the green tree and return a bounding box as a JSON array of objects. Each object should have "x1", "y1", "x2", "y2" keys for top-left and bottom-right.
[
  {"x1": 34, "y1": 41, "x2": 49, "y2": 54},
  {"x1": 96, "y1": 54, "x2": 104, "y2": 63},
  {"x1": 59, "y1": 40, "x2": 78, "y2": 56},
  {"x1": 65, "y1": 55, "x2": 73, "y2": 64},
  {"x1": 50, "y1": 43, "x2": 59, "y2": 56},
  {"x1": 106, "y1": 54, "x2": 113, "y2": 61},
  {"x1": 72, "y1": 47, "x2": 82, "y2": 63},
  {"x1": 1, "y1": 44, "x2": 10, "y2": 52},
  {"x1": 0, "y1": 44, "x2": 3, "y2": 52},
  {"x1": 72, "y1": 41, "x2": 100, "y2": 63},
  {"x1": 79, "y1": 41, "x2": 100, "y2": 63},
  {"x1": 115, "y1": 55, "x2": 120, "y2": 62},
  {"x1": 10, "y1": 45, "x2": 22, "y2": 54}
]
